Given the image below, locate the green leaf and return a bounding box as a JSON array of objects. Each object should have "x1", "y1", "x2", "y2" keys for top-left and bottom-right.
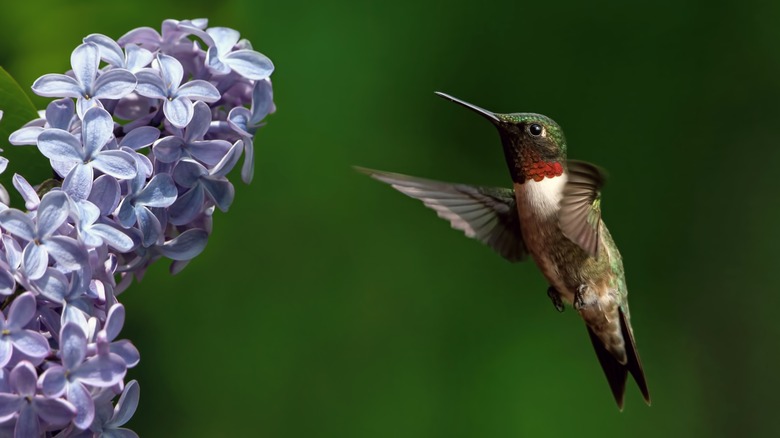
[{"x1": 0, "y1": 66, "x2": 52, "y2": 208}]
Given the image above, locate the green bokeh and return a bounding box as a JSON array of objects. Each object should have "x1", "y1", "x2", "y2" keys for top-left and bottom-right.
[{"x1": 1, "y1": 1, "x2": 778, "y2": 436}]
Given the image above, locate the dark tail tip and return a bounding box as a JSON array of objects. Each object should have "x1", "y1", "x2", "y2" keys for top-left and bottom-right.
[
  {"x1": 587, "y1": 308, "x2": 651, "y2": 409},
  {"x1": 587, "y1": 326, "x2": 628, "y2": 409},
  {"x1": 619, "y1": 309, "x2": 651, "y2": 405}
]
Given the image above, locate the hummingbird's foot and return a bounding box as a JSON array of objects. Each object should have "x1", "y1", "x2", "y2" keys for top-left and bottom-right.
[
  {"x1": 547, "y1": 286, "x2": 565, "y2": 313},
  {"x1": 573, "y1": 285, "x2": 588, "y2": 311}
]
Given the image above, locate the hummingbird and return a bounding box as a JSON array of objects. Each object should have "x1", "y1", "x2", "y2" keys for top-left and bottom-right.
[{"x1": 356, "y1": 92, "x2": 650, "y2": 409}]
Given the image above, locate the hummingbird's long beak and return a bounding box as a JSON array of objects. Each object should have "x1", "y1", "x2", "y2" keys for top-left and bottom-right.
[{"x1": 434, "y1": 92, "x2": 501, "y2": 123}]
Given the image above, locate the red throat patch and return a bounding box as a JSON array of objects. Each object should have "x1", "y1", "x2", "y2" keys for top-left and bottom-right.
[{"x1": 524, "y1": 161, "x2": 564, "y2": 182}]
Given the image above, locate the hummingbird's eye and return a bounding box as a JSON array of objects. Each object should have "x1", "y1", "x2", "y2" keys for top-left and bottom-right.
[{"x1": 528, "y1": 123, "x2": 544, "y2": 137}]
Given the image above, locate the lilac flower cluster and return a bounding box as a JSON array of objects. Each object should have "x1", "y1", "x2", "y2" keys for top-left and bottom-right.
[{"x1": 0, "y1": 18, "x2": 274, "y2": 436}]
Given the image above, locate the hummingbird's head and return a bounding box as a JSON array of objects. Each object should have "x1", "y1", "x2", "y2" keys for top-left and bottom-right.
[{"x1": 435, "y1": 92, "x2": 567, "y2": 184}]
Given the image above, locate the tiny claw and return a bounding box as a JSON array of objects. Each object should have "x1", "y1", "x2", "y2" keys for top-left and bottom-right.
[{"x1": 547, "y1": 286, "x2": 565, "y2": 313}]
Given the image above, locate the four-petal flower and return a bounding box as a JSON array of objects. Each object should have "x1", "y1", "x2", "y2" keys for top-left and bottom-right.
[
  {"x1": 0, "y1": 362, "x2": 76, "y2": 436},
  {"x1": 0, "y1": 292, "x2": 49, "y2": 367},
  {"x1": 135, "y1": 54, "x2": 220, "y2": 128},
  {"x1": 205, "y1": 27, "x2": 274, "y2": 80},
  {"x1": 0, "y1": 191, "x2": 86, "y2": 279},
  {"x1": 36, "y1": 107, "x2": 137, "y2": 201},
  {"x1": 41, "y1": 322, "x2": 127, "y2": 429},
  {"x1": 32, "y1": 43, "x2": 137, "y2": 118}
]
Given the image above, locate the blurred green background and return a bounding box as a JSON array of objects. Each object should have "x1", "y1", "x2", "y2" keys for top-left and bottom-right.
[{"x1": 1, "y1": 0, "x2": 779, "y2": 436}]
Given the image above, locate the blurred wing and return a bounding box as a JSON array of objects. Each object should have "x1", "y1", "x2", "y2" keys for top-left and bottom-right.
[
  {"x1": 356, "y1": 167, "x2": 527, "y2": 262},
  {"x1": 560, "y1": 160, "x2": 606, "y2": 258}
]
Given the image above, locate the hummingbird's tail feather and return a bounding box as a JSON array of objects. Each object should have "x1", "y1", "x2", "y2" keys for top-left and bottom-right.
[
  {"x1": 587, "y1": 308, "x2": 651, "y2": 410},
  {"x1": 618, "y1": 308, "x2": 651, "y2": 405},
  {"x1": 587, "y1": 325, "x2": 628, "y2": 409}
]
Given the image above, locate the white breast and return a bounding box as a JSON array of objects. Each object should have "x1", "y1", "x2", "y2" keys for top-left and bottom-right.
[
  {"x1": 514, "y1": 174, "x2": 571, "y2": 302},
  {"x1": 518, "y1": 174, "x2": 567, "y2": 218}
]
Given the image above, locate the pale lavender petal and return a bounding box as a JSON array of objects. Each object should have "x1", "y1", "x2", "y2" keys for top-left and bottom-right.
[
  {"x1": 44, "y1": 158, "x2": 69, "y2": 179},
  {"x1": 88, "y1": 175, "x2": 120, "y2": 215},
  {"x1": 172, "y1": 159, "x2": 207, "y2": 187},
  {"x1": 10, "y1": 361, "x2": 37, "y2": 395},
  {"x1": 180, "y1": 17, "x2": 210, "y2": 36},
  {"x1": 118, "y1": 27, "x2": 161, "y2": 50},
  {"x1": 205, "y1": 46, "x2": 230, "y2": 74},
  {"x1": 120, "y1": 126, "x2": 159, "y2": 150},
  {"x1": 22, "y1": 243, "x2": 48, "y2": 280},
  {"x1": 37, "y1": 191, "x2": 70, "y2": 236},
  {"x1": 77, "y1": 95, "x2": 105, "y2": 119},
  {"x1": 168, "y1": 185, "x2": 204, "y2": 226},
  {"x1": 227, "y1": 106, "x2": 251, "y2": 134},
  {"x1": 104, "y1": 304, "x2": 125, "y2": 341},
  {"x1": 125, "y1": 44, "x2": 154, "y2": 72},
  {"x1": 108, "y1": 380, "x2": 139, "y2": 427},
  {"x1": 91, "y1": 224, "x2": 133, "y2": 252},
  {"x1": 9, "y1": 126, "x2": 44, "y2": 145},
  {"x1": 224, "y1": 50, "x2": 274, "y2": 80},
  {"x1": 125, "y1": 147, "x2": 153, "y2": 177},
  {"x1": 61, "y1": 323, "x2": 87, "y2": 369},
  {"x1": 9, "y1": 330, "x2": 48, "y2": 358},
  {"x1": 241, "y1": 136, "x2": 254, "y2": 184},
  {"x1": 37, "y1": 129, "x2": 83, "y2": 162},
  {"x1": 92, "y1": 151, "x2": 137, "y2": 179},
  {"x1": 45, "y1": 236, "x2": 87, "y2": 270},
  {"x1": 74, "y1": 354, "x2": 126, "y2": 387},
  {"x1": 4, "y1": 237, "x2": 23, "y2": 272},
  {"x1": 163, "y1": 96, "x2": 193, "y2": 128},
  {"x1": 40, "y1": 366, "x2": 67, "y2": 397},
  {"x1": 71, "y1": 43, "x2": 100, "y2": 91},
  {"x1": 152, "y1": 136, "x2": 183, "y2": 163},
  {"x1": 0, "y1": 209, "x2": 35, "y2": 241},
  {"x1": 188, "y1": 140, "x2": 232, "y2": 166},
  {"x1": 135, "y1": 174, "x2": 177, "y2": 207},
  {"x1": 68, "y1": 381, "x2": 95, "y2": 429},
  {"x1": 250, "y1": 79, "x2": 274, "y2": 124},
  {"x1": 211, "y1": 140, "x2": 243, "y2": 177},
  {"x1": 34, "y1": 268, "x2": 69, "y2": 303},
  {"x1": 0, "y1": 339, "x2": 11, "y2": 368},
  {"x1": 63, "y1": 305, "x2": 89, "y2": 329},
  {"x1": 133, "y1": 70, "x2": 167, "y2": 99},
  {"x1": 184, "y1": 101, "x2": 211, "y2": 142},
  {"x1": 82, "y1": 107, "x2": 114, "y2": 158},
  {"x1": 84, "y1": 34, "x2": 125, "y2": 67},
  {"x1": 76, "y1": 200, "x2": 100, "y2": 227},
  {"x1": 176, "y1": 80, "x2": 220, "y2": 102},
  {"x1": 63, "y1": 163, "x2": 94, "y2": 201},
  {"x1": 117, "y1": 199, "x2": 136, "y2": 228},
  {"x1": 16, "y1": 403, "x2": 40, "y2": 438},
  {"x1": 46, "y1": 98, "x2": 77, "y2": 130},
  {"x1": 0, "y1": 393, "x2": 22, "y2": 419},
  {"x1": 207, "y1": 27, "x2": 240, "y2": 53},
  {"x1": 136, "y1": 206, "x2": 162, "y2": 247},
  {"x1": 12, "y1": 175, "x2": 39, "y2": 211},
  {"x1": 0, "y1": 187, "x2": 8, "y2": 208},
  {"x1": 158, "y1": 228, "x2": 208, "y2": 260},
  {"x1": 110, "y1": 340, "x2": 139, "y2": 368},
  {"x1": 156, "y1": 54, "x2": 184, "y2": 91},
  {"x1": 31, "y1": 74, "x2": 82, "y2": 97},
  {"x1": 94, "y1": 69, "x2": 137, "y2": 100},
  {"x1": 80, "y1": 226, "x2": 104, "y2": 248},
  {"x1": 0, "y1": 270, "x2": 15, "y2": 295},
  {"x1": 6, "y1": 292, "x2": 36, "y2": 330},
  {"x1": 34, "y1": 397, "x2": 76, "y2": 427}
]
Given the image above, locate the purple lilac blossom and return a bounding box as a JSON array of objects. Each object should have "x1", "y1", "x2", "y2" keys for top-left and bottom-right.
[{"x1": 0, "y1": 17, "x2": 274, "y2": 436}]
